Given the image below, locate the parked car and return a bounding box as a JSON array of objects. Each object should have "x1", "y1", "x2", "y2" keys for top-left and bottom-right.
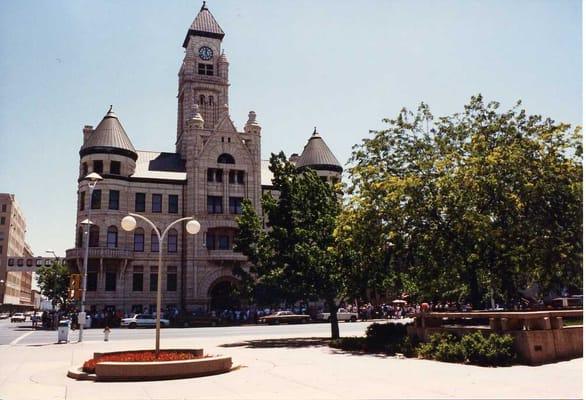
[
  {"x1": 0, "y1": 313, "x2": 10, "y2": 320},
  {"x1": 259, "y1": 311, "x2": 311, "y2": 325},
  {"x1": 120, "y1": 314, "x2": 170, "y2": 329},
  {"x1": 171, "y1": 313, "x2": 220, "y2": 328},
  {"x1": 317, "y1": 308, "x2": 358, "y2": 322},
  {"x1": 10, "y1": 313, "x2": 26, "y2": 323}
]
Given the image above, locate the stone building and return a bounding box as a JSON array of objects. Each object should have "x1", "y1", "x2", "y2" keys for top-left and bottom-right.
[
  {"x1": 65, "y1": 3, "x2": 341, "y2": 314},
  {"x1": 0, "y1": 193, "x2": 34, "y2": 308}
]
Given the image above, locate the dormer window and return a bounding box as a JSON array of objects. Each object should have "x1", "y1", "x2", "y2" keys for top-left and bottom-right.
[{"x1": 198, "y1": 63, "x2": 214, "y2": 76}]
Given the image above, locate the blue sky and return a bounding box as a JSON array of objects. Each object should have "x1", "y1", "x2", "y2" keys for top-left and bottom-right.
[{"x1": 0, "y1": 0, "x2": 582, "y2": 256}]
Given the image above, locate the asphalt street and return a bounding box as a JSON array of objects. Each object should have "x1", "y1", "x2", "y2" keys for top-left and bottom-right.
[{"x1": 0, "y1": 318, "x2": 396, "y2": 346}]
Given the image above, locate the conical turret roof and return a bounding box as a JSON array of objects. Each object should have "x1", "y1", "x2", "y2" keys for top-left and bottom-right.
[
  {"x1": 296, "y1": 128, "x2": 342, "y2": 173},
  {"x1": 80, "y1": 106, "x2": 137, "y2": 160},
  {"x1": 183, "y1": 2, "x2": 225, "y2": 47}
]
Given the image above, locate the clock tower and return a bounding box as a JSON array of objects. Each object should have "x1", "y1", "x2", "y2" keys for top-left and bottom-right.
[{"x1": 176, "y1": 1, "x2": 230, "y2": 154}]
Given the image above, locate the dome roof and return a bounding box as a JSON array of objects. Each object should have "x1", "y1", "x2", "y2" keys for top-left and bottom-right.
[
  {"x1": 80, "y1": 106, "x2": 137, "y2": 160},
  {"x1": 296, "y1": 128, "x2": 342, "y2": 173}
]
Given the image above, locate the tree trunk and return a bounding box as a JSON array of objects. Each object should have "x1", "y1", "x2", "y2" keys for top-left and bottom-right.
[
  {"x1": 327, "y1": 298, "x2": 340, "y2": 339},
  {"x1": 468, "y1": 265, "x2": 482, "y2": 309}
]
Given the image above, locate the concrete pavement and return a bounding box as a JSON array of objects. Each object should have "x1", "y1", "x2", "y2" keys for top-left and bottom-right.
[{"x1": 0, "y1": 324, "x2": 582, "y2": 399}]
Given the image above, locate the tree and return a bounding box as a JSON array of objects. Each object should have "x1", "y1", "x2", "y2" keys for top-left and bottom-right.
[
  {"x1": 342, "y1": 95, "x2": 582, "y2": 307},
  {"x1": 234, "y1": 152, "x2": 346, "y2": 338},
  {"x1": 37, "y1": 261, "x2": 71, "y2": 310}
]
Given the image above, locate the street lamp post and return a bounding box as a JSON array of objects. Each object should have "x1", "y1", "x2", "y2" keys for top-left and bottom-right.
[
  {"x1": 79, "y1": 172, "x2": 103, "y2": 343},
  {"x1": 121, "y1": 213, "x2": 200, "y2": 356}
]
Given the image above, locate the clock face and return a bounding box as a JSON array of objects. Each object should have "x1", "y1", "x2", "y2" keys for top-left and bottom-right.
[{"x1": 198, "y1": 46, "x2": 213, "y2": 61}]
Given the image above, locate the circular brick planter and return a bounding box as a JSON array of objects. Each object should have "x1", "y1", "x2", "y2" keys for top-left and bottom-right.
[{"x1": 67, "y1": 349, "x2": 233, "y2": 381}]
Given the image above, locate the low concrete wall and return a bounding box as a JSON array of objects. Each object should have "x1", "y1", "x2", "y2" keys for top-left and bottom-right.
[{"x1": 94, "y1": 355, "x2": 232, "y2": 381}]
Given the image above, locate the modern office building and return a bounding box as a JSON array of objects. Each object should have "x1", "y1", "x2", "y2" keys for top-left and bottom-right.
[{"x1": 65, "y1": 3, "x2": 341, "y2": 314}]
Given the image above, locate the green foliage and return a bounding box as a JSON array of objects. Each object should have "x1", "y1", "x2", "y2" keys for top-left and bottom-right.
[
  {"x1": 235, "y1": 152, "x2": 346, "y2": 338},
  {"x1": 460, "y1": 332, "x2": 516, "y2": 366},
  {"x1": 330, "y1": 322, "x2": 417, "y2": 356},
  {"x1": 341, "y1": 94, "x2": 582, "y2": 306},
  {"x1": 417, "y1": 332, "x2": 516, "y2": 366},
  {"x1": 329, "y1": 337, "x2": 367, "y2": 352},
  {"x1": 36, "y1": 261, "x2": 71, "y2": 310}
]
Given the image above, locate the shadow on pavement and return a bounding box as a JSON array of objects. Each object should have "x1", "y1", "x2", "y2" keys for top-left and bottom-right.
[{"x1": 220, "y1": 337, "x2": 329, "y2": 349}]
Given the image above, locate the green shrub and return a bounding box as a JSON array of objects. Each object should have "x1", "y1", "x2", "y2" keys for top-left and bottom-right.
[
  {"x1": 330, "y1": 322, "x2": 417, "y2": 356},
  {"x1": 329, "y1": 337, "x2": 367, "y2": 351},
  {"x1": 365, "y1": 322, "x2": 409, "y2": 351},
  {"x1": 461, "y1": 332, "x2": 516, "y2": 366},
  {"x1": 416, "y1": 331, "x2": 516, "y2": 366},
  {"x1": 416, "y1": 333, "x2": 465, "y2": 362}
]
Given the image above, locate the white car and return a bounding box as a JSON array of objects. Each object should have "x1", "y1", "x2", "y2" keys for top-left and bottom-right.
[
  {"x1": 318, "y1": 308, "x2": 358, "y2": 322},
  {"x1": 10, "y1": 313, "x2": 26, "y2": 323},
  {"x1": 121, "y1": 314, "x2": 170, "y2": 329}
]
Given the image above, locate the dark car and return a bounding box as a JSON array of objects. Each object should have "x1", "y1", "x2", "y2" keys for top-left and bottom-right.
[{"x1": 171, "y1": 313, "x2": 220, "y2": 328}]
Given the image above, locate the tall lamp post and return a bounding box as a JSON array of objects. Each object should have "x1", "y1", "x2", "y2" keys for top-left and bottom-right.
[
  {"x1": 121, "y1": 213, "x2": 200, "y2": 356},
  {"x1": 79, "y1": 172, "x2": 103, "y2": 343}
]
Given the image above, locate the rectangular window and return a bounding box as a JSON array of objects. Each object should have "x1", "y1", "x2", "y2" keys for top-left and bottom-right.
[
  {"x1": 229, "y1": 197, "x2": 243, "y2": 214},
  {"x1": 91, "y1": 189, "x2": 102, "y2": 209},
  {"x1": 150, "y1": 267, "x2": 158, "y2": 292},
  {"x1": 1, "y1": 204, "x2": 5, "y2": 212},
  {"x1": 151, "y1": 232, "x2": 159, "y2": 253},
  {"x1": 207, "y1": 196, "x2": 223, "y2": 214},
  {"x1": 105, "y1": 271, "x2": 116, "y2": 292},
  {"x1": 237, "y1": 170, "x2": 245, "y2": 184},
  {"x1": 215, "y1": 169, "x2": 223, "y2": 183},
  {"x1": 135, "y1": 193, "x2": 146, "y2": 212},
  {"x1": 167, "y1": 266, "x2": 177, "y2": 292},
  {"x1": 152, "y1": 194, "x2": 162, "y2": 213},
  {"x1": 0, "y1": 217, "x2": 5, "y2": 225},
  {"x1": 93, "y1": 160, "x2": 103, "y2": 174},
  {"x1": 229, "y1": 170, "x2": 235, "y2": 184},
  {"x1": 87, "y1": 273, "x2": 97, "y2": 291},
  {"x1": 168, "y1": 195, "x2": 179, "y2": 214},
  {"x1": 132, "y1": 266, "x2": 143, "y2": 292},
  {"x1": 108, "y1": 190, "x2": 120, "y2": 210},
  {"x1": 110, "y1": 161, "x2": 121, "y2": 175},
  {"x1": 207, "y1": 169, "x2": 214, "y2": 182},
  {"x1": 206, "y1": 233, "x2": 215, "y2": 250},
  {"x1": 218, "y1": 235, "x2": 230, "y2": 250},
  {"x1": 134, "y1": 232, "x2": 144, "y2": 252},
  {"x1": 198, "y1": 63, "x2": 214, "y2": 76},
  {"x1": 168, "y1": 234, "x2": 178, "y2": 253},
  {"x1": 79, "y1": 191, "x2": 85, "y2": 211}
]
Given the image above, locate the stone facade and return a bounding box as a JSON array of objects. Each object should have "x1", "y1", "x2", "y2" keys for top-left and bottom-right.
[
  {"x1": 0, "y1": 193, "x2": 33, "y2": 307},
  {"x1": 65, "y1": 4, "x2": 341, "y2": 314}
]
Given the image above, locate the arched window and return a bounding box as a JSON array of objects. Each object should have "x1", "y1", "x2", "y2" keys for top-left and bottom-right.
[
  {"x1": 217, "y1": 153, "x2": 235, "y2": 164},
  {"x1": 167, "y1": 229, "x2": 178, "y2": 253},
  {"x1": 199, "y1": 95, "x2": 205, "y2": 105},
  {"x1": 151, "y1": 230, "x2": 159, "y2": 253},
  {"x1": 77, "y1": 227, "x2": 83, "y2": 248},
  {"x1": 107, "y1": 226, "x2": 118, "y2": 249},
  {"x1": 134, "y1": 228, "x2": 145, "y2": 252},
  {"x1": 89, "y1": 225, "x2": 100, "y2": 247}
]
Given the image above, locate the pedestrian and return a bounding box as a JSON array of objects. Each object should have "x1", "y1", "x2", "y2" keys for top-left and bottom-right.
[{"x1": 103, "y1": 326, "x2": 111, "y2": 342}]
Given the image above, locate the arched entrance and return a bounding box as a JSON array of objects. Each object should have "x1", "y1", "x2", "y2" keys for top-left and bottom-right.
[{"x1": 209, "y1": 279, "x2": 241, "y2": 312}]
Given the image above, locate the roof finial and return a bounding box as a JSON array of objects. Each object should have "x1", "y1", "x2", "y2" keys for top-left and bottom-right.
[
  {"x1": 108, "y1": 105, "x2": 113, "y2": 113},
  {"x1": 313, "y1": 126, "x2": 317, "y2": 135},
  {"x1": 201, "y1": 1, "x2": 207, "y2": 11}
]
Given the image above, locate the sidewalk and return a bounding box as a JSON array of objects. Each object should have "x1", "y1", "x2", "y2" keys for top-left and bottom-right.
[{"x1": 0, "y1": 330, "x2": 582, "y2": 399}]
